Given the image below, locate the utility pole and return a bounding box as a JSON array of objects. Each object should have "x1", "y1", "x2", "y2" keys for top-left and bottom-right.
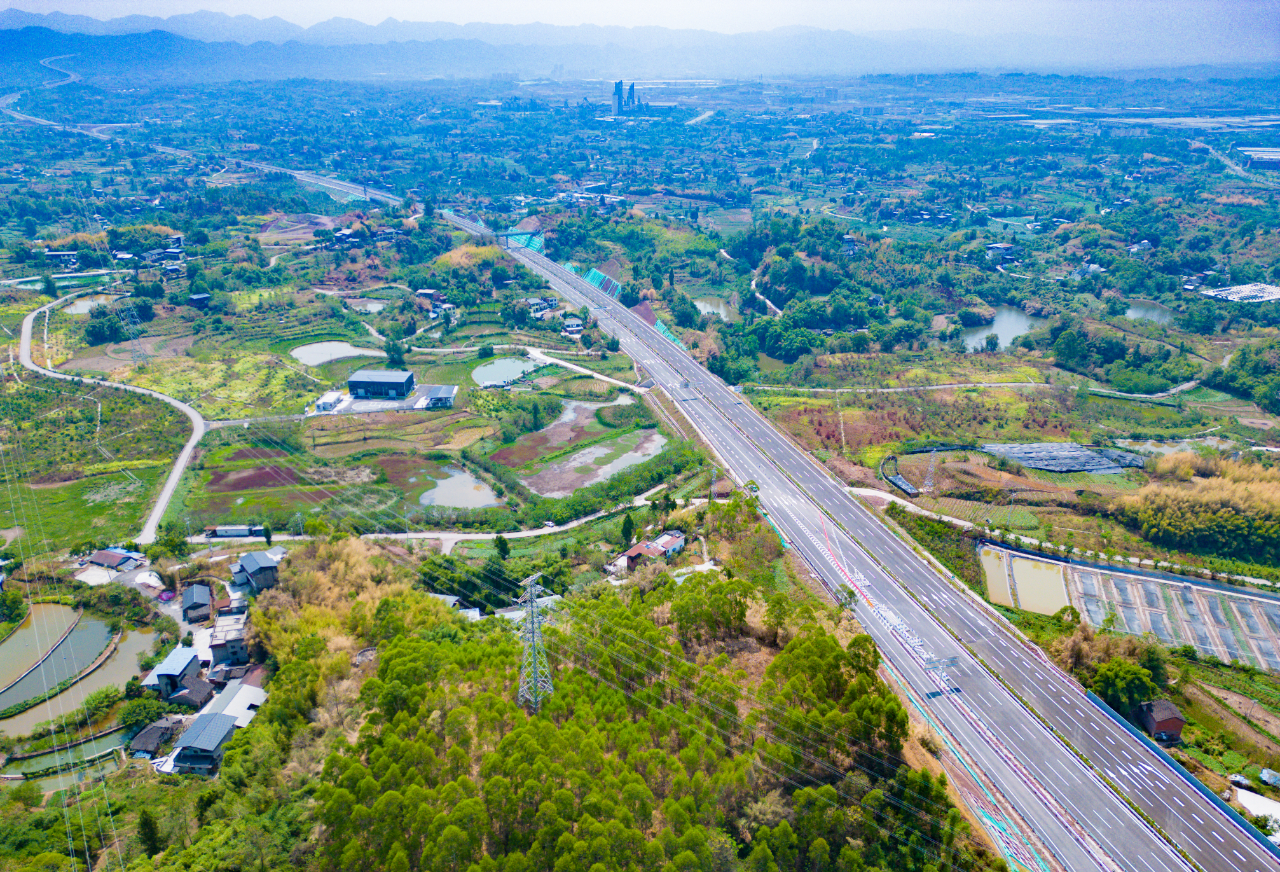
[{"x1": 517, "y1": 573, "x2": 554, "y2": 713}]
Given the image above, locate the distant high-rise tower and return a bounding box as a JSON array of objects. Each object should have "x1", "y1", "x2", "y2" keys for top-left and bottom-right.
[
  {"x1": 626, "y1": 82, "x2": 635, "y2": 108},
  {"x1": 611, "y1": 80, "x2": 624, "y2": 116}
]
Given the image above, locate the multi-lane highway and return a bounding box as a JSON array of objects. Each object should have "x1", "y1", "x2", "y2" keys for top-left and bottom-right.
[
  {"x1": 0, "y1": 72, "x2": 1270, "y2": 866},
  {"x1": 445, "y1": 212, "x2": 1276, "y2": 872}
]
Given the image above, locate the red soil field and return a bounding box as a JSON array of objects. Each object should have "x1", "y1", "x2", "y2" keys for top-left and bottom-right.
[
  {"x1": 227, "y1": 448, "x2": 288, "y2": 462},
  {"x1": 206, "y1": 465, "x2": 302, "y2": 492}
]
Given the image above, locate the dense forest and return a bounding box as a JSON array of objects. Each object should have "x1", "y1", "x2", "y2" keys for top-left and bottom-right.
[{"x1": 0, "y1": 533, "x2": 1003, "y2": 872}]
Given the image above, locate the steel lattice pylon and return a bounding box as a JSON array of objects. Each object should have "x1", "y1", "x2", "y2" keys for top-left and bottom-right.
[
  {"x1": 517, "y1": 572, "x2": 554, "y2": 712},
  {"x1": 112, "y1": 300, "x2": 149, "y2": 367}
]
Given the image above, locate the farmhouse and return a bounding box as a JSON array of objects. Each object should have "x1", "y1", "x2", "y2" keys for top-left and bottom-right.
[
  {"x1": 87, "y1": 548, "x2": 138, "y2": 571},
  {"x1": 182, "y1": 584, "x2": 213, "y2": 622},
  {"x1": 209, "y1": 613, "x2": 249, "y2": 666},
  {"x1": 231, "y1": 548, "x2": 285, "y2": 590},
  {"x1": 142, "y1": 646, "x2": 201, "y2": 698},
  {"x1": 171, "y1": 712, "x2": 238, "y2": 775},
  {"x1": 316, "y1": 390, "x2": 343, "y2": 411},
  {"x1": 348, "y1": 369, "x2": 415, "y2": 399},
  {"x1": 1138, "y1": 699, "x2": 1186, "y2": 743}
]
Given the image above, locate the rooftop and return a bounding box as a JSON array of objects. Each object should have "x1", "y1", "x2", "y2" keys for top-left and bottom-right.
[
  {"x1": 174, "y1": 712, "x2": 238, "y2": 752},
  {"x1": 348, "y1": 369, "x2": 414, "y2": 383},
  {"x1": 145, "y1": 645, "x2": 199, "y2": 681}
]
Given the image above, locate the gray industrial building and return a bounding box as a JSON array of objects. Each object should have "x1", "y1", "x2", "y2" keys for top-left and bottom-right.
[{"x1": 348, "y1": 369, "x2": 415, "y2": 399}]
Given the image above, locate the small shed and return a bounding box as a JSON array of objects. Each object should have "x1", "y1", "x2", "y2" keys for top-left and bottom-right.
[
  {"x1": 1138, "y1": 699, "x2": 1186, "y2": 742},
  {"x1": 129, "y1": 718, "x2": 178, "y2": 758}
]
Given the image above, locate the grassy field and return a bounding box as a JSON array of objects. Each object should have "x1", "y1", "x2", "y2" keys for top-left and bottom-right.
[
  {"x1": 0, "y1": 466, "x2": 168, "y2": 553},
  {"x1": 916, "y1": 497, "x2": 1041, "y2": 530},
  {"x1": 545, "y1": 351, "x2": 638, "y2": 383},
  {"x1": 115, "y1": 353, "x2": 318, "y2": 419}
]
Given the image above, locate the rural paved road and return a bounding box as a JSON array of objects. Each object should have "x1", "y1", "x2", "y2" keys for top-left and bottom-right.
[{"x1": 17, "y1": 288, "x2": 206, "y2": 545}]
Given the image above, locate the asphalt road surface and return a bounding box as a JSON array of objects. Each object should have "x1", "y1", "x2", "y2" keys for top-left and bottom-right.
[
  {"x1": 445, "y1": 213, "x2": 1277, "y2": 872},
  {"x1": 18, "y1": 288, "x2": 206, "y2": 545}
]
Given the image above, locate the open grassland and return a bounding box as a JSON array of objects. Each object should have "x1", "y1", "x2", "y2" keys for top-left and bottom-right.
[
  {"x1": 0, "y1": 467, "x2": 166, "y2": 554},
  {"x1": 0, "y1": 374, "x2": 187, "y2": 484},
  {"x1": 110, "y1": 353, "x2": 317, "y2": 418},
  {"x1": 545, "y1": 351, "x2": 638, "y2": 383}
]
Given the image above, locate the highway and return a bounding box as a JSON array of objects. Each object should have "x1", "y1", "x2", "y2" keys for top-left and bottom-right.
[
  {"x1": 445, "y1": 212, "x2": 1276, "y2": 872},
  {"x1": 0, "y1": 77, "x2": 1270, "y2": 866}
]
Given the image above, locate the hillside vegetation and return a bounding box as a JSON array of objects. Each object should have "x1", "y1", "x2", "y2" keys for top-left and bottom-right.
[{"x1": 1114, "y1": 452, "x2": 1280, "y2": 561}]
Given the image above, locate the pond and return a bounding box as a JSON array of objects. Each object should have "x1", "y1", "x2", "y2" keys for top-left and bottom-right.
[
  {"x1": 694, "y1": 297, "x2": 737, "y2": 322},
  {"x1": 2, "y1": 729, "x2": 125, "y2": 774},
  {"x1": 351, "y1": 300, "x2": 386, "y2": 314},
  {"x1": 959, "y1": 305, "x2": 1047, "y2": 351},
  {"x1": 419, "y1": 467, "x2": 501, "y2": 509},
  {"x1": 0, "y1": 616, "x2": 112, "y2": 712},
  {"x1": 522, "y1": 431, "x2": 668, "y2": 497},
  {"x1": 0, "y1": 628, "x2": 154, "y2": 737},
  {"x1": 30, "y1": 755, "x2": 121, "y2": 793},
  {"x1": 290, "y1": 341, "x2": 387, "y2": 366},
  {"x1": 1126, "y1": 301, "x2": 1175, "y2": 324},
  {"x1": 0, "y1": 604, "x2": 80, "y2": 689},
  {"x1": 472, "y1": 356, "x2": 539, "y2": 386},
  {"x1": 62, "y1": 294, "x2": 124, "y2": 315}
]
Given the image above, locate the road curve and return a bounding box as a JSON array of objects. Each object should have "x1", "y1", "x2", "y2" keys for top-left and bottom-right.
[{"x1": 18, "y1": 290, "x2": 205, "y2": 545}]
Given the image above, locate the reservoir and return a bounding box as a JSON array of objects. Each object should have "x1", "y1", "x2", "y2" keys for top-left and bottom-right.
[
  {"x1": 419, "y1": 467, "x2": 501, "y2": 509},
  {"x1": 472, "y1": 357, "x2": 538, "y2": 386},
  {"x1": 1126, "y1": 301, "x2": 1175, "y2": 324},
  {"x1": 694, "y1": 297, "x2": 737, "y2": 322},
  {"x1": 960, "y1": 305, "x2": 1047, "y2": 351}
]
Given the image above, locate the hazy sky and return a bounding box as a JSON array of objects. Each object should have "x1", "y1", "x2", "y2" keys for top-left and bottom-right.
[{"x1": 8, "y1": 0, "x2": 1280, "y2": 41}]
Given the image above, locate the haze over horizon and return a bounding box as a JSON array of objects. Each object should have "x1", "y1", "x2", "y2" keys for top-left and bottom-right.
[{"x1": 3, "y1": 0, "x2": 1277, "y2": 43}]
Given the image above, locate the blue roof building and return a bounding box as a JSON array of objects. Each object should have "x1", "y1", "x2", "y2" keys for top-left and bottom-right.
[
  {"x1": 172, "y1": 712, "x2": 238, "y2": 775},
  {"x1": 142, "y1": 646, "x2": 201, "y2": 698}
]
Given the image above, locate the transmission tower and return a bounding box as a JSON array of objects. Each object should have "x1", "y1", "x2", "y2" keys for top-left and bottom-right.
[
  {"x1": 517, "y1": 573, "x2": 554, "y2": 712},
  {"x1": 923, "y1": 449, "x2": 938, "y2": 494},
  {"x1": 111, "y1": 300, "x2": 149, "y2": 367}
]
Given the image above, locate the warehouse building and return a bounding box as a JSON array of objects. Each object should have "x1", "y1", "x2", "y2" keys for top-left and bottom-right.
[{"x1": 348, "y1": 369, "x2": 415, "y2": 399}]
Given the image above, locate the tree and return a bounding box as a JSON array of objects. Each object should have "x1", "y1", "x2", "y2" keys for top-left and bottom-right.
[
  {"x1": 621, "y1": 513, "x2": 635, "y2": 546},
  {"x1": 495, "y1": 535, "x2": 510, "y2": 561},
  {"x1": 6, "y1": 779, "x2": 43, "y2": 809},
  {"x1": 263, "y1": 523, "x2": 273, "y2": 546},
  {"x1": 138, "y1": 807, "x2": 166, "y2": 856},
  {"x1": 984, "y1": 333, "x2": 999, "y2": 353},
  {"x1": 385, "y1": 339, "x2": 406, "y2": 368},
  {"x1": 1093, "y1": 657, "x2": 1158, "y2": 718},
  {"x1": 120, "y1": 697, "x2": 168, "y2": 731}
]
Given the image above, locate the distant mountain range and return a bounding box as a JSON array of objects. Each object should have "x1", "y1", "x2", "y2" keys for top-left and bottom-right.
[{"x1": 0, "y1": 9, "x2": 1276, "y2": 82}]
